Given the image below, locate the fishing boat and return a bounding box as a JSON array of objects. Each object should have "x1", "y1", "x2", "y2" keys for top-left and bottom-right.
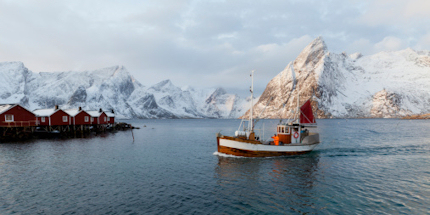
[{"x1": 216, "y1": 70, "x2": 320, "y2": 157}]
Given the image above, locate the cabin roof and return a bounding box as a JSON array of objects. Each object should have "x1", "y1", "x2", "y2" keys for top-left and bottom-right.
[
  {"x1": 87, "y1": 110, "x2": 102, "y2": 117},
  {"x1": 64, "y1": 109, "x2": 81, "y2": 117},
  {"x1": 0, "y1": 104, "x2": 35, "y2": 116},
  {"x1": 106, "y1": 112, "x2": 115, "y2": 117},
  {"x1": 33, "y1": 108, "x2": 59, "y2": 117},
  {"x1": 0, "y1": 104, "x2": 15, "y2": 115}
]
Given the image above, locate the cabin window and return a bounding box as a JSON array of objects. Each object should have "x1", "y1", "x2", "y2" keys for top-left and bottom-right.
[
  {"x1": 5, "y1": 114, "x2": 14, "y2": 122},
  {"x1": 63, "y1": 116, "x2": 68, "y2": 122},
  {"x1": 107, "y1": 117, "x2": 110, "y2": 121},
  {"x1": 85, "y1": 116, "x2": 89, "y2": 122},
  {"x1": 41, "y1": 117, "x2": 45, "y2": 122},
  {"x1": 91, "y1": 117, "x2": 94, "y2": 122},
  {"x1": 104, "y1": 116, "x2": 107, "y2": 121}
]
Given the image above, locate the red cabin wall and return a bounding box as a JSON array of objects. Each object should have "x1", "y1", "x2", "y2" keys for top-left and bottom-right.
[
  {"x1": 0, "y1": 105, "x2": 36, "y2": 127},
  {"x1": 108, "y1": 117, "x2": 115, "y2": 124},
  {"x1": 37, "y1": 116, "x2": 50, "y2": 126},
  {"x1": 50, "y1": 110, "x2": 71, "y2": 126},
  {"x1": 91, "y1": 117, "x2": 98, "y2": 125},
  {"x1": 74, "y1": 111, "x2": 91, "y2": 125},
  {"x1": 99, "y1": 112, "x2": 108, "y2": 125}
]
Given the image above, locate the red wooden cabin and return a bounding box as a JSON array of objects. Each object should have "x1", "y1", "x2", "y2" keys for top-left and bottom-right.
[
  {"x1": 64, "y1": 107, "x2": 91, "y2": 125},
  {"x1": 87, "y1": 109, "x2": 108, "y2": 125},
  {"x1": 106, "y1": 110, "x2": 115, "y2": 124},
  {"x1": 33, "y1": 106, "x2": 71, "y2": 126},
  {"x1": 99, "y1": 112, "x2": 108, "y2": 124},
  {"x1": 0, "y1": 104, "x2": 36, "y2": 127}
]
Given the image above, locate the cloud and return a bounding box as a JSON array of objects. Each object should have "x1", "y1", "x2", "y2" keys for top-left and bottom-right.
[
  {"x1": 358, "y1": 0, "x2": 430, "y2": 27},
  {"x1": 414, "y1": 34, "x2": 430, "y2": 51},
  {"x1": 346, "y1": 37, "x2": 412, "y2": 56},
  {"x1": 374, "y1": 37, "x2": 407, "y2": 52},
  {"x1": 345, "y1": 38, "x2": 373, "y2": 55}
]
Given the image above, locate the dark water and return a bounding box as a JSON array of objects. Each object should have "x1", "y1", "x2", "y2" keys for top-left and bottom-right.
[{"x1": 1, "y1": 119, "x2": 429, "y2": 214}]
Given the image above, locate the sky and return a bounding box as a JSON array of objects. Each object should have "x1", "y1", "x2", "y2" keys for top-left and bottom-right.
[{"x1": 1, "y1": 0, "x2": 430, "y2": 96}]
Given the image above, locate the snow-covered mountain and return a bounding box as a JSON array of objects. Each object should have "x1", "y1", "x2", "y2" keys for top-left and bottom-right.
[
  {"x1": 244, "y1": 37, "x2": 430, "y2": 119},
  {"x1": 4, "y1": 37, "x2": 429, "y2": 119},
  {"x1": 0, "y1": 62, "x2": 249, "y2": 119}
]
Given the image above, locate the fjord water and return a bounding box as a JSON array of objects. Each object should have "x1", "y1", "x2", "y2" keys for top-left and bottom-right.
[{"x1": 1, "y1": 119, "x2": 429, "y2": 214}]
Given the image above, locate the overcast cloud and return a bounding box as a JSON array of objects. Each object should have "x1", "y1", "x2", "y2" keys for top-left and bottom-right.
[{"x1": 1, "y1": 0, "x2": 429, "y2": 95}]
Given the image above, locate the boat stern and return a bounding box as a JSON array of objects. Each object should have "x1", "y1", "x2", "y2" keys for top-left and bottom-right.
[{"x1": 302, "y1": 133, "x2": 319, "y2": 145}]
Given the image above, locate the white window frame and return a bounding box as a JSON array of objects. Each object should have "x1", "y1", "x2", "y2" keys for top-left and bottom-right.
[
  {"x1": 63, "y1": 116, "x2": 68, "y2": 122},
  {"x1": 5, "y1": 114, "x2": 14, "y2": 122},
  {"x1": 41, "y1": 117, "x2": 45, "y2": 122},
  {"x1": 104, "y1": 116, "x2": 107, "y2": 121},
  {"x1": 85, "y1": 116, "x2": 89, "y2": 122}
]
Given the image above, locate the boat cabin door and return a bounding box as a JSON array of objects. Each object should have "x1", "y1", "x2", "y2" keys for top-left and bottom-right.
[{"x1": 291, "y1": 126, "x2": 300, "y2": 144}]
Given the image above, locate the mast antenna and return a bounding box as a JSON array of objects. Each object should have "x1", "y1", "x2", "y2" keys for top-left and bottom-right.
[{"x1": 249, "y1": 70, "x2": 254, "y2": 131}]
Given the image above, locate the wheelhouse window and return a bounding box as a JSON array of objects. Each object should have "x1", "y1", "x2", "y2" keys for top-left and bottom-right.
[
  {"x1": 63, "y1": 116, "x2": 68, "y2": 122},
  {"x1": 85, "y1": 116, "x2": 89, "y2": 122},
  {"x1": 277, "y1": 125, "x2": 290, "y2": 134},
  {"x1": 5, "y1": 114, "x2": 14, "y2": 122},
  {"x1": 41, "y1": 117, "x2": 45, "y2": 122}
]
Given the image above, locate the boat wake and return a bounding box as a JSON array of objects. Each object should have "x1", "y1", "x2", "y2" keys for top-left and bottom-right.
[{"x1": 213, "y1": 151, "x2": 246, "y2": 158}]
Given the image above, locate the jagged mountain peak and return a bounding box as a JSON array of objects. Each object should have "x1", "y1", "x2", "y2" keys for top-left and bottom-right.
[
  {"x1": 350, "y1": 52, "x2": 363, "y2": 60},
  {"x1": 295, "y1": 36, "x2": 328, "y2": 69},
  {"x1": 181, "y1": 85, "x2": 194, "y2": 92},
  {"x1": 244, "y1": 38, "x2": 430, "y2": 119},
  {"x1": 205, "y1": 87, "x2": 227, "y2": 104},
  {"x1": 149, "y1": 79, "x2": 177, "y2": 91},
  {"x1": 0, "y1": 61, "x2": 26, "y2": 70},
  {"x1": 86, "y1": 65, "x2": 131, "y2": 80},
  {"x1": 212, "y1": 87, "x2": 227, "y2": 96}
]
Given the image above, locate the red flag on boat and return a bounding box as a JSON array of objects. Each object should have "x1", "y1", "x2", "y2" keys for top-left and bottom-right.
[{"x1": 300, "y1": 100, "x2": 315, "y2": 124}]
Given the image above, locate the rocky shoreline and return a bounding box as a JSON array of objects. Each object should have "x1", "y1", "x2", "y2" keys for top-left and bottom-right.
[{"x1": 402, "y1": 114, "x2": 430, "y2": 119}]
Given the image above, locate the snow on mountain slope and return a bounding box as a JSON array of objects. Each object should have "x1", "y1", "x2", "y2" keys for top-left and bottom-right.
[
  {"x1": 147, "y1": 79, "x2": 201, "y2": 118},
  {"x1": 22, "y1": 66, "x2": 142, "y2": 118},
  {"x1": 204, "y1": 87, "x2": 251, "y2": 118},
  {"x1": 244, "y1": 37, "x2": 430, "y2": 119},
  {"x1": 0, "y1": 62, "x2": 31, "y2": 105},
  {"x1": 0, "y1": 63, "x2": 249, "y2": 118},
  {"x1": 146, "y1": 80, "x2": 249, "y2": 118}
]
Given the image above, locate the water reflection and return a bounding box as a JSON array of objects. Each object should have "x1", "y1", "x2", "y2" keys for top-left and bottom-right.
[{"x1": 214, "y1": 153, "x2": 323, "y2": 214}]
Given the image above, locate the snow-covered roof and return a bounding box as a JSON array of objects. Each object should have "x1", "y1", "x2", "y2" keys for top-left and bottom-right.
[
  {"x1": 33, "y1": 108, "x2": 58, "y2": 117},
  {"x1": 0, "y1": 104, "x2": 35, "y2": 116},
  {"x1": 106, "y1": 112, "x2": 115, "y2": 117},
  {"x1": 64, "y1": 109, "x2": 81, "y2": 117},
  {"x1": 87, "y1": 111, "x2": 102, "y2": 117},
  {"x1": 0, "y1": 104, "x2": 14, "y2": 115}
]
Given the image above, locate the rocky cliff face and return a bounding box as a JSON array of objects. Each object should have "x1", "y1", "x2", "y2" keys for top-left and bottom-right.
[
  {"x1": 0, "y1": 63, "x2": 249, "y2": 119},
  {"x1": 244, "y1": 37, "x2": 430, "y2": 119}
]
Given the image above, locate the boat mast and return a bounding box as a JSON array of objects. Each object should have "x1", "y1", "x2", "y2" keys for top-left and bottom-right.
[
  {"x1": 297, "y1": 82, "x2": 300, "y2": 124},
  {"x1": 249, "y1": 70, "x2": 254, "y2": 132},
  {"x1": 288, "y1": 62, "x2": 298, "y2": 124}
]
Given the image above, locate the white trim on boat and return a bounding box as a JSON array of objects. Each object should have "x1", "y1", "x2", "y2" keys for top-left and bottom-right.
[{"x1": 219, "y1": 138, "x2": 318, "y2": 152}]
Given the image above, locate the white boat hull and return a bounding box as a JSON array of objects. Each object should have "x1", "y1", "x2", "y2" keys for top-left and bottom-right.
[{"x1": 217, "y1": 135, "x2": 319, "y2": 157}]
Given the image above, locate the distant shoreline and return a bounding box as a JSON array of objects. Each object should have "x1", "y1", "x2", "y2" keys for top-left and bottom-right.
[{"x1": 402, "y1": 114, "x2": 430, "y2": 119}]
